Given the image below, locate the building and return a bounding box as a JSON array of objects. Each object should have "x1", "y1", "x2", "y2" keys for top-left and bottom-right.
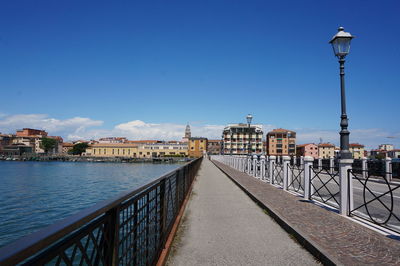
[
  {"x1": 379, "y1": 144, "x2": 394, "y2": 151},
  {"x1": 138, "y1": 143, "x2": 188, "y2": 158},
  {"x1": 0, "y1": 144, "x2": 33, "y2": 157},
  {"x1": 318, "y1": 143, "x2": 335, "y2": 159},
  {"x1": 98, "y1": 137, "x2": 127, "y2": 144},
  {"x1": 388, "y1": 149, "x2": 400, "y2": 159},
  {"x1": 86, "y1": 143, "x2": 139, "y2": 157},
  {"x1": 266, "y1": 128, "x2": 296, "y2": 156},
  {"x1": 62, "y1": 143, "x2": 74, "y2": 154},
  {"x1": 207, "y1": 139, "x2": 222, "y2": 155},
  {"x1": 349, "y1": 143, "x2": 365, "y2": 159},
  {"x1": 222, "y1": 124, "x2": 263, "y2": 155},
  {"x1": 182, "y1": 124, "x2": 191, "y2": 143},
  {"x1": 16, "y1": 128, "x2": 47, "y2": 137},
  {"x1": 188, "y1": 137, "x2": 207, "y2": 157},
  {"x1": 296, "y1": 143, "x2": 318, "y2": 159},
  {"x1": 370, "y1": 149, "x2": 388, "y2": 159}
]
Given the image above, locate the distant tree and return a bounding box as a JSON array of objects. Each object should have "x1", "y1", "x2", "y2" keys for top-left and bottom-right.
[
  {"x1": 375, "y1": 153, "x2": 386, "y2": 160},
  {"x1": 71, "y1": 143, "x2": 89, "y2": 156},
  {"x1": 40, "y1": 137, "x2": 57, "y2": 154}
]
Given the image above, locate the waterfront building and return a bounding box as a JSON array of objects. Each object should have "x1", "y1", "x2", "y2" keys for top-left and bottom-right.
[
  {"x1": 222, "y1": 124, "x2": 263, "y2": 155},
  {"x1": 349, "y1": 143, "x2": 365, "y2": 159},
  {"x1": 0, "y1": 144, "x2": 33, "y2": 156},
  {"x1": 388, "y1": 149, "x2": 400, "y2": 159},
  {"x1": 98, "y1": 137, "x2": 127, "y2": 144},
  {"x1": 138, "y1": 143, "x2": 188, "y2": 158},
  {"x1": 86, "y1": 143, "x2": 139, "y2": 157},
  {"x1": 188, "y1": 137, "x2": 207, "y2": 158},
  {"x1": 318, "y1": 143, "x2": 335, "y2": 159},
  {"x1": 296, "y1": 143, "x2": 318, "y2": 159},
  {"x1": 266, "y1": 128, "x2": 296, "y2": 156},
  {"x1": 379, "y1": 144, "x2": 394, "y2": 151},
  {"x1": 207, "y1": 139, "x2": 222, "y2": 155},
  {"x1": 62, "y1": 143, "x2": 74, "y2": 154}
]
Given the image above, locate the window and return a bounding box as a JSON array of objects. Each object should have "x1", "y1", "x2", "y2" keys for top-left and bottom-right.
[
  {"x1": 93, "y1": 149, "x2": 96, "y2": 155},
  {"x1": 104, "y1": 149, "x2": 106, "y2": 154},
  {"x1": 112, "y1": 149, "x2": 114, "y2": 155}
]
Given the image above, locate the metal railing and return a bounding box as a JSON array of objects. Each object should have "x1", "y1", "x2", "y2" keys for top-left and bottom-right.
[
  {"x1": 348, "y1": 168, "x2": 400, "y2": 234},
  {"x1": 273, "y1": 163, "x2": 283, "y2": 187},
  {"x1": 0, "y1": 157, "x2": 202, "y2": 266},
  {"x1": 310, "y1": 166, "x2": 340, "y2": 209},
  {"x1": 287, "y1": 164, "x2": 304, "y2": 193}
]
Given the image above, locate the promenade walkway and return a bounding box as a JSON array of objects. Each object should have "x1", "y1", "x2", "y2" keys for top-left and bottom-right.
[
  {"x1": 211, "y1": 160, "x2": 400, "y2": 265},
  {"x1": 166, "y1": 158, "x2": 319, "y2": 266}
]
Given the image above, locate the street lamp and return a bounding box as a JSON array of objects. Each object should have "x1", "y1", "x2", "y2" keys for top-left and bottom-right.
[
  {"x1": 330, "y1": 27, "x2": 354, "y2": 160},
  {"x1": 246, "y1": 114, "x2": 253, "y2": 155}
]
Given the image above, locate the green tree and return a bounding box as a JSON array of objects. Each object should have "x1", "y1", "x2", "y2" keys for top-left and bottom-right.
[
  {"x1": 71, "y1": 143, "x2": 89, "y2": 156},
  {"x1": 40, "y1": 137, "x2": 57, "y2": 154}
]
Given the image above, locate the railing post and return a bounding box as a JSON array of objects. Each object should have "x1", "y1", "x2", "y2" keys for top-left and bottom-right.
[
  {"x1": 253, "y1": 155, "x2": 258, "y2": 178},
  {"x1": 283, "y1": 156, "x2": 290, "y2": 191},
  {"x1": 330, "y1": 156, "x2": 334, "y2": 174},
  {"x1": 292, "y1": 155, "x2": 296, "y2": 166},
  {"x1": 260, "y1": 155, "x2": 266, "y2": 181},
  {"x1": 269, "y1": 156, "x2": 276, "y2": 184},
  {"x1": 303, "y1": 156, "x2": 313, "y2": 200},
  {"x1": 339, "y1": 158, "x2": 353, "y2": 215},
  {"x1": 362, "y1": 157, "x2": 367, "y2": 179},
  {"x1": 159, "y1": 179, "x2": 167, "y2": 247},
  {"x1": 318, "y1": 157, "x2": 322, "y2": 171},
  {"x1": 300, "y1": 156, "x2": 304, "y2": 169},
  {"x1": 385, "y1": 157, "x2": 392, "y2": 182},
  {"x1": 104, "y1": 207, "x2": 120, "y2": 266},
  {"x1": 247, "y1": 156, "x2": 252, "y2": 175}
]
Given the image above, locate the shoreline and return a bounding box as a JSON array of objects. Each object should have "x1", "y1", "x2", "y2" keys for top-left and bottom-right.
[{"x1": 0, "y1": 155, "x2": 192, "y2": 163}]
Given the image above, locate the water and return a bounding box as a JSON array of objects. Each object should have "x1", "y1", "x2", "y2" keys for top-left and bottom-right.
[{"x1": 0, "y1": 161, "x2": 183, "y2": 248}]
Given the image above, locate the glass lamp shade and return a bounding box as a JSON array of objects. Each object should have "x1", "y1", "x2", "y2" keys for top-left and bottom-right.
[
  {"x1": 329, "y1": 27, "x2": 354, "y2": 58},
  {"x1": 246, "y1": 114, "x2": 253, "y2": 124}
]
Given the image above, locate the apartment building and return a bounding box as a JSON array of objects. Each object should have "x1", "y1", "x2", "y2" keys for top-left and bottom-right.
[
  {"x1": 266, "y1": 128, "x2": 296, "y2": 156},
  {"x1": 207, "y1": 139, "x2": 222, "y2": 155},
  {"x1": 222, "y1": 124, "x2": 263, "y2": 155},
  {"x1": 318, "y1": 143, "x2": 335, "y2": 159},
  {"x1": 188, "y1": 137, "x2": 207, "y2": 158},
  {"x1": 349, "y1": 143, "x2": 365, "y2": 159},
  {"x1": 296, "y1": 143, "x2": 318, "y2": 159}
]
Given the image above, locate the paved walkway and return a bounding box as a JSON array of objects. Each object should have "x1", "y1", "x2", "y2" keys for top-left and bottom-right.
[
  {"x1": 167, "y1": 158, "x2": 319, "y2": 266},
  {"x1": 212, "y1": 160, "x2": 400, "y2": 265}
]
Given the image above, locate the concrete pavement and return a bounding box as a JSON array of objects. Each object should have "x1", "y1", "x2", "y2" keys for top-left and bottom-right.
[{"x1": 166, "y1": 158, "x2": 319, "y2": 266}]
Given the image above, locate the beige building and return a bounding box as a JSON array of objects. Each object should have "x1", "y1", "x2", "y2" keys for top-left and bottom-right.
[
  {"x1": 138, "y1": 143, "x2": 188, "y2": 158},
  {"x1": 86, "y1": 143, "x2": 138, "y2": 157},
  {"x1": 222, "y1": 124, "x2": 263, "y2": 155},
  {"x1": 188, "y1": 137, "x2": 207, "y2": 158},
  {"x1": 62, "y1": 143, "x2": 74, "y2": 154},
  {"x1": 266, "y1": 128, "x2": 296, "y2": 156},
  {"x1": 349, "y1": 143, "x2": 365, "y2": 159},
  {"x1": 318, "y1": 143, "x2": 335, "y2": 159},
  {"x1": 207, "y1": 139, "x2": 222, "y2": 155}
]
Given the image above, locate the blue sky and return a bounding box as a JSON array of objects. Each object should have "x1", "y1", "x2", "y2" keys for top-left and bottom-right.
[{"x1": 0, "y1": 1, "x2": 399, "y2": 148}]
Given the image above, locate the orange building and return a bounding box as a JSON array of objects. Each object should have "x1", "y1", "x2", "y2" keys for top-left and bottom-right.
[
  {"x1": 16, "y1": 128, "x2": 47, "y2": 137},
  {"x1": 188, "y1": 137, "x2": 207, "y2": 158},
  {"x1": 266, "y1": 128, "x2": 296, "y2": 156}
]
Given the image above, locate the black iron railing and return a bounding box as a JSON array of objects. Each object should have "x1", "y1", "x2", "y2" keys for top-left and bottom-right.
[
  {"x1": 310, "y1": 166, "x2": 340, "y2": 209},
  {"x1": 287, "y1": 164, "x2": 304, "y2": 193},
  {"x1": 348, "y1": 168, "x2": 400, "y2": 234},
  {"x1": 0, "y1": 157, "x2": 202, "y2": 266}
]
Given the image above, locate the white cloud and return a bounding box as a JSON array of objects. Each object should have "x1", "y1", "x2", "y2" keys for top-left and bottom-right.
[{"x1": 0, "y1": 114, "x2": 103, "y2": 139}]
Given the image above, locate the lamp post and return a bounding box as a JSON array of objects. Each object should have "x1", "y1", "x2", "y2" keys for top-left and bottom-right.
[
  {"x1": 246, "y1": 114, "x2": 253, "y2": 156},
  {"x1": 330, "y1": 27, "x2": 354, "y2": 160}
]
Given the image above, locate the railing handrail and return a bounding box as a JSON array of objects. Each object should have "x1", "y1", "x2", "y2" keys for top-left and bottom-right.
[{"x1": 0, "y1": 157, "x2": 201, "y2": 265}]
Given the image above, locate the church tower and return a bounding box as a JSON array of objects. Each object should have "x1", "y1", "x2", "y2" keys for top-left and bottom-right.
[{"x1": 185, "y1": 124, "x2": 191, "y2": 139}]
